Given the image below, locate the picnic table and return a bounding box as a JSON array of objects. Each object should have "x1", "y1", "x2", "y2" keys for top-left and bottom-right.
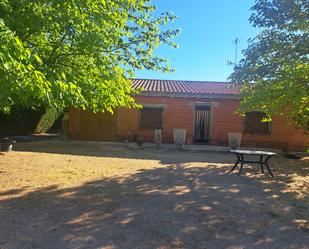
[{"x1": 230, "y1": 149, "x2": 277, "y2": 177}]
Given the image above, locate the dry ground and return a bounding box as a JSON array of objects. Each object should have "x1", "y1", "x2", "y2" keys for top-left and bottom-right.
[{"x1": 0, "y1": 140, "x2": 308, "y2": 249}]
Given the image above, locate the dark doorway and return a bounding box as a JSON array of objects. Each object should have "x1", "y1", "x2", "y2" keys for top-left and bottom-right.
[{"x1": 194, "y1": 106, "x2": 211, "y2": 144}]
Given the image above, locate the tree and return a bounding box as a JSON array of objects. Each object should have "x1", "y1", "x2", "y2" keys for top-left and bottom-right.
[
  {"x1": 230, "y1": 0, "x2": 309, "y2": 132},
  {"x1": 0, "y1": 0, "x2": 179, "y2": 113}
]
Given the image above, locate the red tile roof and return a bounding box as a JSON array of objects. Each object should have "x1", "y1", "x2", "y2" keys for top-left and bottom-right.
[{"x1": 131, "y1": 79, "x2": 241, "y2": 96}]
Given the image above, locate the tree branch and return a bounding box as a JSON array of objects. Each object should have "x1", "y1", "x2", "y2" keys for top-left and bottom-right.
[
  {"x1": 45, "y1": 29, "x2": 70, "y2": 64},
  {"x1": 21, "y1": 32, "x2": 34, "y2": 42},
  {"x1": 56, "y1": 52, "x2": 92, "y2": 58}
]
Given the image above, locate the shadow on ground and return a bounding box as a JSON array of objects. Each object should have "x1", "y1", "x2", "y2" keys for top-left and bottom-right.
[
  {"x1": 0, "y1": 157, "x2": 308, "y2": 248},
  {"x1": 14, "y1": 140, "x2": 235, "y2": 166}
]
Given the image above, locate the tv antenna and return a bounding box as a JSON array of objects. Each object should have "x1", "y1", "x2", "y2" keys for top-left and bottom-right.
[{"x1": 233, "y1": 38, "x2": 240, "y2": 67}]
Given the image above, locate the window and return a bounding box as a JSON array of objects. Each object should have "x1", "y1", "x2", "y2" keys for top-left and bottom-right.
[
  {"x1": 139, "y1": 107, "x2": 163, "y2": 129},
  {"x1": 244, "y1": 111, "x2": 271, "y2": 134}
]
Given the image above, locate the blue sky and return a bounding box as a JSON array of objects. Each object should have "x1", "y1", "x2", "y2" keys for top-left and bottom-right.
[{"x1": 135, "y1": 0, "x2": 258, "y2": 82}]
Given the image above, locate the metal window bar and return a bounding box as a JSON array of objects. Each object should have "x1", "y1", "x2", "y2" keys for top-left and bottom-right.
[{"x1": 244, "y1": 111, "x2": 271, "y2": 134}]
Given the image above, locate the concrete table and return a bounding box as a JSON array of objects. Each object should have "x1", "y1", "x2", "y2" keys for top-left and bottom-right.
[{"x1": 230, "y1": 150, "x2": 277, "y2": 177}]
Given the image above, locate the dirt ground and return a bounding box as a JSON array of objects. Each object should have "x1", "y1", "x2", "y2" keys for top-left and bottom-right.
[{"x1": 0, "y1": 140, "x2": 308, "y2": 249}]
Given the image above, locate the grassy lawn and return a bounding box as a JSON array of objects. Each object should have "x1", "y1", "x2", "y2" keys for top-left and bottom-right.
[{"x1": 0, "y1": 140, "x2": 308, "y2": 249}]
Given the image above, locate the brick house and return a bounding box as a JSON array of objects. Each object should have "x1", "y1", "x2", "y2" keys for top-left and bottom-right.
[{"x1": 68, "y1": 79, "x2": 308, "y2": 150}]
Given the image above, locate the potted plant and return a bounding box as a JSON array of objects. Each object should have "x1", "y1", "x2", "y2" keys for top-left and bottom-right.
[
  {"x1": 1, "y1": 137, "x2": 16, "y2": 152},
  {"x1": 228, "y1": 132, "x2": 242, "y2": 150},
  {"x1": 136, "y1": 135, "x2": 144, "y2": 148},
  {"x1": 173, "y1": 128, "x2": 186, "y2": 149},
  {"x1": 154, "y1": 129, "x2": 162, "y2": 149}
]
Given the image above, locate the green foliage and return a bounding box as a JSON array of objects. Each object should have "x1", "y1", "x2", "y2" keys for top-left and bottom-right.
[
  {"x1": 34, "y1": 108, "x2": 63, "y2": 134},
  {"x1": 0, "y1": 0, "x2": 179, "y2": 112},
  {"x1": 230, "y1": 0, "x2": 309, "y2": 132}
]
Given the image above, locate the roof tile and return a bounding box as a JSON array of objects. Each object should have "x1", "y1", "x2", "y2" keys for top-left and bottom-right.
[{"x1": 131, "y1": 79, "x2": 240, "y2": 96}]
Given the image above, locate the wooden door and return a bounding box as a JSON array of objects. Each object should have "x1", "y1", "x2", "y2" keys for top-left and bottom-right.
[{"x1": 78, "y1": 110, "x2": 118, "y2": 141}]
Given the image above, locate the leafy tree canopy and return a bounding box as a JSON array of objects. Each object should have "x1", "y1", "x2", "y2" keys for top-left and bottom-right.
[
  {"x1": 0, "y1": 0, "x2": 179, "y2": 112},
  {"x1": 230, "y1": 0, "x2": 309, "y2": 132}
]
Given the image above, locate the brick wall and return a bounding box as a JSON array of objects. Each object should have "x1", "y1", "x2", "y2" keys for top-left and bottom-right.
[
  {"x1": 118, "y1": 96, "x2": 194, "y2": 143},
  {"x1": 117, "y1": 96, "x2": 308, "y2": 150},
  {"x1": 68, "y1": 108, "x2": 80, "y2": 139},
  {"x1": 69, "y1": 96, "x2": 308, "y2": 150},
  {"x1": 210, "y1": 99, "x2": 308, "y2": 150}
]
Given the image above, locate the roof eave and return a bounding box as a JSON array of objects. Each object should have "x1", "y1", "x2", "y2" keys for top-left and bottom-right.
[{"x1": 135, "y1": 91, "x2": 240, "y2": 100}]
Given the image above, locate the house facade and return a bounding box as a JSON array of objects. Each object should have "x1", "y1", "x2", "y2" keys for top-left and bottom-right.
[{"x1": 68, "y1": 79, "x2": 308, "y2": 150}]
